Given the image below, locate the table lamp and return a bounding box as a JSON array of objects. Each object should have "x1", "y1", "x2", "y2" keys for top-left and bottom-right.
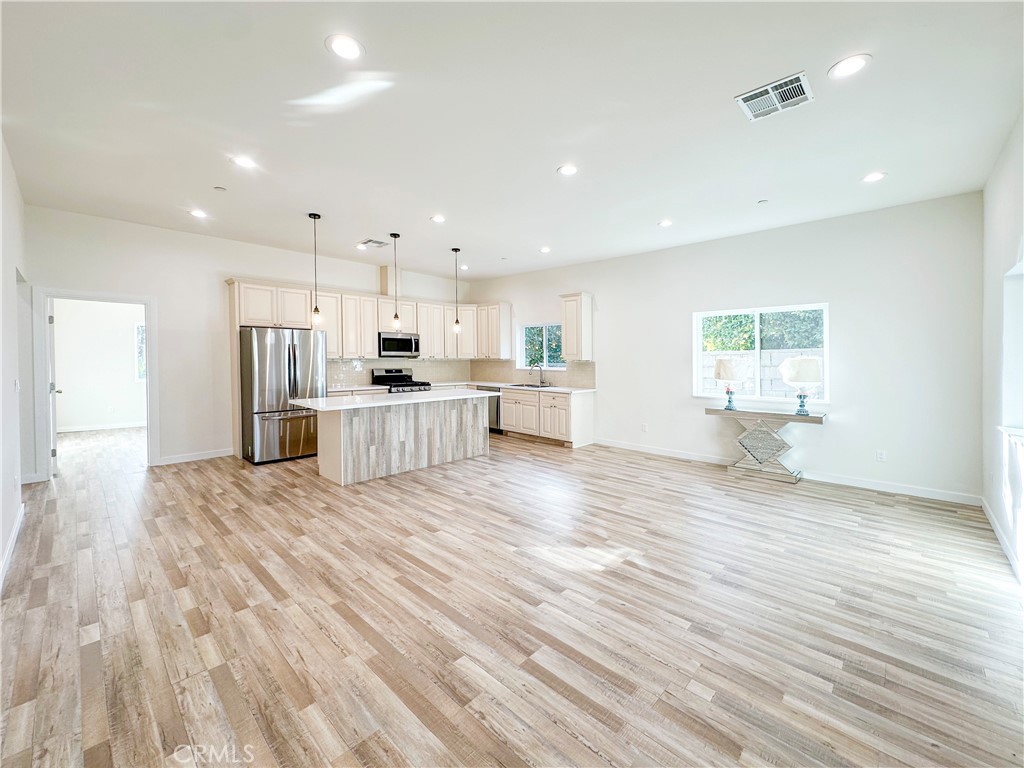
[
  {"x1": 779, "y1": 357, "x2": 823, "y2": 416},
  {"x1": 714, "y1": 358, "x2": 741, "y2": 411}
]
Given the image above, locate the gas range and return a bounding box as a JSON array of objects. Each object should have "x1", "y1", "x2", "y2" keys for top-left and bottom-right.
[{"x1": 371, "y1": 367, "x2": 432, "y2": 393}]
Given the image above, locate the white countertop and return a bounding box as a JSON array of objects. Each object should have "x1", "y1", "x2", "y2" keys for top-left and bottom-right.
[
  {"x1": 293, "y1": 388, "x2": 498, "y2": 411},
  {"x1": 327, "y1": 381, "x2": 595, "y2": 395},
  {"x1": 440, "y1": 381, "x2": 596, "y2": 394}
]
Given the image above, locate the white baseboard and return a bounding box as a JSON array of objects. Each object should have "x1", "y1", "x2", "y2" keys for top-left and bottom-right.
[
  {"x1": 150, "y1": 448, "x2": 234, "y2": 466},
  {"x1": 981, "y1": 497, "x2": 1020, "y2": 582},
  {"x1": 1, "y1": 502, "x2": 27, "y2": 591},
  {"x1": 595, "y1": 439, "x2": 732, "y2": 467},
  {"x1": 57, "y1": 421, "x2": 147, "y2": 433},
  {"x1": 594, "y1": 439, "x2": 982, "y2": 506},
  {"x1": 800, "y1": 470, "x2": 982, "y2": 507}
]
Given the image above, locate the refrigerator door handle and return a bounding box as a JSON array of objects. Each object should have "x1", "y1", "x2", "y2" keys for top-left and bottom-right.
[{"x1": 291, "y1": 344, "x2": 299, "y2": 398}]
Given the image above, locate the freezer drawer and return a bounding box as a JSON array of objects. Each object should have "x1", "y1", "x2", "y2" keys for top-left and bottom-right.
[{"x1": 243, "y1": 410, "x2": 318, "y2": 464}]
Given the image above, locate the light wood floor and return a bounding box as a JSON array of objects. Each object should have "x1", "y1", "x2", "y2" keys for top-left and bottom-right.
[{"x1": 1, "y1": 428, "x2": 1020, "y2": 768}]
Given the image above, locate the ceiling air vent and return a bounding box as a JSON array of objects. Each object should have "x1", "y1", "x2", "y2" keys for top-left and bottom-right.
[
  {"x1": 357, "y1": 238, "x2": 388, "y2": 248},
  {"x1": 736, "y1": 72, "x2": 813, "y2": 122}
]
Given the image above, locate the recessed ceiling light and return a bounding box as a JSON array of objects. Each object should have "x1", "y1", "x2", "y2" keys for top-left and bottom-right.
[
  {"x1": 460, "y1": 264, "x2": 469, "y2": 271},
  {"x1": 828, "y1": 54, "x2": 872, "y2": 80},
  {"x1": 539, "y1": 246, "x2": 551, "y2": 254},
  {"x1": 355, "y1": 243, "x2": 368, "y2": 251},
  {"x1": 862, "y1": 171, "x2": 887, "y2": 183},
  {"x1": 556, "y1": 164, "x2": 577, "y2": 176},
  {"x1": 325, "y1": 34, "x2": 363, "y2": 60},
  {"x1": 757, "y1": 199, "x2": 768, "y2": 205},
  {"x1": 189, "y1": 209, "x2": 208, "y2": 218},
  {"x1": 657, "y1": 219, "x2": 672, "y2": 228},
  {"x1": 213, "y1": 186, "x2": 227, "y2": 192},
  {"x1": 231, "y1": 156, "x2": 257, "y2": 169},
  {"x1": 430, "y1": 214, "x2": 446, "y2": 224}
]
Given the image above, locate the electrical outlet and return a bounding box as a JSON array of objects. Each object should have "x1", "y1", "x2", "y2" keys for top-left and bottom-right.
[
  {"x1": 641, "y1": 423, "x2": 648, "y2": 433},
  {"x1": 875, "y1": 449, "x2": 887, "y2": 462}
]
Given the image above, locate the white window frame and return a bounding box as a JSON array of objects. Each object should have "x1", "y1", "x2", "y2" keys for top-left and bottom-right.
[
  {"x1": 692, "y1": 302, "x2": 829, "y2": 405},
  {"x1": 518, "y1": 322, "x2": 567, "y2": 370}
]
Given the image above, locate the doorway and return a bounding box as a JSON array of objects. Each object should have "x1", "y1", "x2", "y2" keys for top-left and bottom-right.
[{"x1": 34, "y1": 291, "x2": 158, "y2": 476}]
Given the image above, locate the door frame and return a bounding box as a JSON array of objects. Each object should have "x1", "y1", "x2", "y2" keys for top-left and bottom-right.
[{"x1": 32, "y1": 287, "x2": 160, "y2": 475}]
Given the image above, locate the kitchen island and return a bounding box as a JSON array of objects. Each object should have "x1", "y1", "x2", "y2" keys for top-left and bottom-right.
[{"x1": 290, "y1": 388, "x2": 498, "y2": 486}]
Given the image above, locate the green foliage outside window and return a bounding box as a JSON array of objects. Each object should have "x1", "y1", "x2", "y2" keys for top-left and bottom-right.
[
  {"x1": 759, "y1": 310, "x2": 824, "y2": 349},
  {"x1": 702, "y1": 314, "x2": 754, "y2": 351},
  {"x1": 524, "y1": 324, "x2": 565, "y2": 368}
]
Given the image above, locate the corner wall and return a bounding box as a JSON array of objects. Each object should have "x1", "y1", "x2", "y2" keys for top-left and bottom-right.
[
  {"x1": 981, "y1": 112, "x2": 1023, "y2": 577},
  {"x1": 468, "y1": 193, "x2": 985, "y2": 505}
]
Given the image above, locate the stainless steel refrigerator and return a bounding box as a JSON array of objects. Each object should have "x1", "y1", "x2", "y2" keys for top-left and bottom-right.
[{"x1": 240, "y1": 326, "x2": 325, "y2": 464}]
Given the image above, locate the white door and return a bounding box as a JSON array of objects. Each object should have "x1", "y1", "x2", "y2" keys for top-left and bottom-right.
[
  {"x1": 476, "y1": 306, "x2": 490, "y2": 358},
  {"x1": 562, "y1": 295, "x2": 580, "y2": 361},
  {"x1": 458, "y1": 308, "x2": 477, "y2": 359},
  {"x1": 539, "y1": 402, "x2": 554, "y2": 438},
  {"x1": 553, "y1": 403, "x2": 570, "y2": 440},
  {"x1": 278, "y1": 288, "x2": 312, "y2": 328},
  {"x1": 488, "y1": 305, "x2": 501, "y2": 359},
  {"x1": 500, "y1": 398, "x2": 518, "y2": 431},
  {"x1": 359, "y1": 297, "x2": 379, "y2": 357},
  {"x1": 239, "y1": 284, "x2": 277, "y2": 326},
  {"x1": 520, "y1": 400, "x2": 540, "y2": 434},
  {"x1": 429, "y1": 305, "x2": 445, "y2": 360},
  {"x1": 443, "y1": 305, "x2": 459, "y2": 359},
  {"x1": 317, "y1": 293, "x2": 342, "y2": 358},
  {"x1": 46, "y1": 299, "x2": 59, "y2": 476}
]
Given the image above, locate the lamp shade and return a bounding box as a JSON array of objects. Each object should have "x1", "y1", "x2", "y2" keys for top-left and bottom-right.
[
  {"x1": 779, "y1": 356, "x2": 823, "y2": 385},
  {"x1": 714, "y1": 358, "x2": 741, "y2": 382}
]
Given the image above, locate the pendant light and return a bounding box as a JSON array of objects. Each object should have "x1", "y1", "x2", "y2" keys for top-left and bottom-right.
[
  {"x1": 390, "y1": 232, "x2": 401, "y2": 330},
  {"x1": 452, "y1": 248, "x2": 462, "y2": 334},
  {"x1": 309, "y1": 213, "x2": 321, "y2": 324}
]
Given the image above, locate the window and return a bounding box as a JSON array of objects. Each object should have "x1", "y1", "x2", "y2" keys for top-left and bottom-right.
[
  {"x1": 134, "y1": 322, "x2": 147, "y2": 382},
  {"x1": 693, "y1": 304, "x2": 828, "y2": 402},
  {"x1": 522, "y1": 324, "x2": 566, "y2": 369}
]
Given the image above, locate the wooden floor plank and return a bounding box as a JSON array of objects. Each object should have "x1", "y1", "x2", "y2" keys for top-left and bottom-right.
[{"x1": 1, "y1": 427, "x2": 1020, "y2": 767}]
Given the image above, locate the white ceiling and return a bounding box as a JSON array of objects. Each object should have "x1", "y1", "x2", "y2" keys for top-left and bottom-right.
[{"x1": 3, "y1": 2, "x2": 1021, "y2": 279}]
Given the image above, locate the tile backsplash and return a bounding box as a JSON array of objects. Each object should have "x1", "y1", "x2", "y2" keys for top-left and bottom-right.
[
  {"x1": 327, "y1": 358, "x2": 472, "y2": 387},
  {"x1": 327, "y1": 358, "x2": 595, "y2": 389},
  {"x1": 469, "y1": 360, "x2": 596, "y2": 389}
]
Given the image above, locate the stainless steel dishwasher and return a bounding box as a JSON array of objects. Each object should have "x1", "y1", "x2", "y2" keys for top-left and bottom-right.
[{"x1": 476, "y1": 386, "x2": 501, "y2": 432}]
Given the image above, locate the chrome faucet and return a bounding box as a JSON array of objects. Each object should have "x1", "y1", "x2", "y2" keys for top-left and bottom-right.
[{"x1": 530, "y1": 363, "x2": 546, "y2": 386}]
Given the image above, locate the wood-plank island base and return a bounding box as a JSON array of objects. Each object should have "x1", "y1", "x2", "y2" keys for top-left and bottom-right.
[{"x1": 292, "y1": 389, "x2": 498, "y2": 486}]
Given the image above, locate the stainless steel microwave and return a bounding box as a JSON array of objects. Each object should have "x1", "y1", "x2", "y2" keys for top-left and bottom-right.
[{"x1": 378, "y1": 332, "x2": 420, "y2": 358}]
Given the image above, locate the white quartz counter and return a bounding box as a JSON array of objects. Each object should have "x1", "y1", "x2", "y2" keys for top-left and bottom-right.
[
  {"x1": 326, "y1": 385, "x2": 389, "y2": 394},
  {"x1": 292, "y1": 388, "x2": 498, "y2": 411},
  {"x1": 442, "y1": 381, "x2": 596, "y2": 394}
]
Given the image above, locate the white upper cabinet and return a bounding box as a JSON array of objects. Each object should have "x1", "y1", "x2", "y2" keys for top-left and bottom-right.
[
  {"x1": 342, "y1": 294, "x2": 380, "y2": 359},
  {"x1": 416, "y1": 303, "x2": 447, "y2": 359},
  {"x1": 377, "y1": 298, "x2": 418, "y2": 334},
  {"x1": 561, "y1": 292, "x2": 593, "y2": 362},
  {"x1": 456, "y1": 305, "x2": 477, "y2": 359},
  {"x1": 475, "y1": 302, "x2": 512, "y2": 359},
  {"x1": 237, "y1": 283, "x2": 312, "y2": 328},
  {"x1": 314, "y1": 292, "x2": 342, "y2": 358}
]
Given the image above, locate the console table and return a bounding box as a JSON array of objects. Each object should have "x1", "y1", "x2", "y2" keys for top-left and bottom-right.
[{"x1": 705, "y1": 408, "x2": 826, "y2": 483}]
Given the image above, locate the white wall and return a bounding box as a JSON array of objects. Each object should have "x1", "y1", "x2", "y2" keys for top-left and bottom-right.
[
  {"x1": 1, "y1": 139, "x2": 27, "y2": 579},
  {"x1": 981, "y1": 112, "x2": 1023, "y2": 577},
  {"x1": 469, "y1": 193, "x2": 984, "y2": 504},
  {"x1": 23, "y1": 206, "x2": 457, "y2": 465},
  {"x1": 53, "y1": 299, "x2": 147, "y2": 432}
]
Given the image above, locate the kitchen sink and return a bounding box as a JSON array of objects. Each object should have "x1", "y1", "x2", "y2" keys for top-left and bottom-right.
[{"x1": 518, "y1": 383, "x2": 555, "y2": 388}]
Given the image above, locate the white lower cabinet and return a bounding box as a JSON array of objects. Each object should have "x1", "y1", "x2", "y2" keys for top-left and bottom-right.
[
  {"x1": 539, "y1": 393, "x2": 570, "y2": 441},
  {"x1": 501, "y1": 389, "x2": 594, "y2": 447}
]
